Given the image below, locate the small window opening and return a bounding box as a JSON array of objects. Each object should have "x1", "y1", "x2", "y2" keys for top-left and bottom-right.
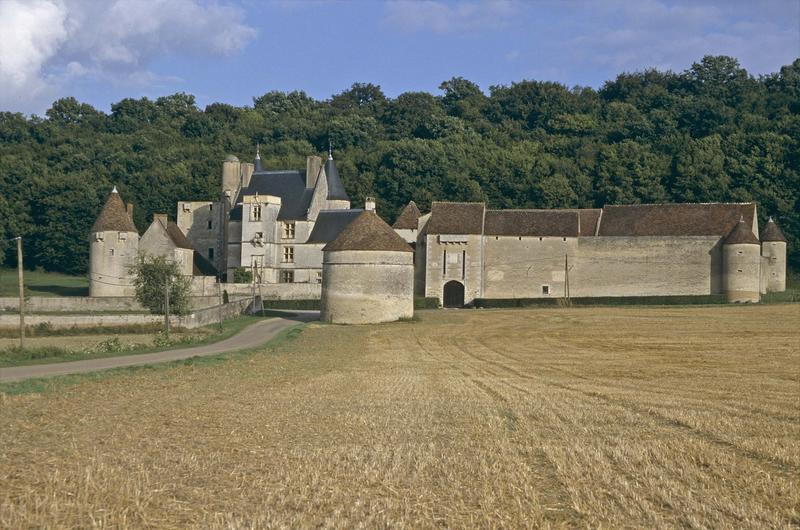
[
  {"x1": 562, "y1": 237, "x2": 567, "y2": 242},
  {"x1": 316, "y1": 271, "x2": 323, "y2": 283},
  {"x1": 207, "y1": 220, "x2": 213, "y2": 230},
  {"x1": 542, "y1": 285, "x2": 550, "y2": 295},
  {"x1": 252, "y1": 204, "x2": 262, "y2": 221},
  {"x1": 737, "y1": 269, "x2": 743, "y2": 273},
  {"x1": 282, "y1": 222, "x2": 296, "y2": 239},
  {"x1": 208, "y1": 248, "x2": 214, "y2": 260},
  {"x1": 110, "y1": 248, "x2": 115, "y2": 256},
  {"x1": 283, "y1": 246, "x2": 294, "y2": 263},
  {"x1": 280, "y1": 270, "x2": 294, "y2": 283}
]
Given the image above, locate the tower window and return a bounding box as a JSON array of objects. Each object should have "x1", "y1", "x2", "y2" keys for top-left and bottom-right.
[
  {"x1": 208, "y1": 248, "x2": 214, "y2": 260},
  {"x1": 251, "y1": 205, "x2": 262, "y2": 221},
  {"x1": 316, "y1": 271, "x2": 322, "y2": 283},
  {"x1": 110, "y1": 249, "x2": 115, "y2": 256},
  {"x1": 542, "y1": 285, "x2": 550, "y2": 295},
  {"x1": 283, "y1": 246, "x2": 294, "y2": 263},
  {"x1": 207, "y1": 220, "x2": 213, "y2": 230},
  {"x1": 280, "y1": 271, "x2": 294, "y2": 283},
  {"x1": 282, "y1": 222, "x2": 296, "y2": 239}
]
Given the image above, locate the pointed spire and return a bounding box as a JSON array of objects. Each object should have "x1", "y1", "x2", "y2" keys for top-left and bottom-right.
[
  {"x1": 254, "y1": 143, "x2": 263, "y2": 172},
  {"x1": 112, "y1": 185, "x2": 118, "y2": 194},
  {"x1": 761, "y1": 216, "x2": 787, "y2": 242},
  {"x1": 328, "y1": 139, "x2": 333, "y2": 161}
]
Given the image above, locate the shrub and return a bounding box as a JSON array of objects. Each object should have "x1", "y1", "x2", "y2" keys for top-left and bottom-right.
[
  {"x1": 130, "y1": 255, "x2": 192, "y2": 315},
  {"x1": 233, "y1": 267, "x2": 253, "y2": 283}
]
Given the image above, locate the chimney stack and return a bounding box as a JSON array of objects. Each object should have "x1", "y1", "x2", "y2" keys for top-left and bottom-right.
[
  {"x1": 306, "y1": 155, "x2": 322, "y2": 189},
  {"x1": 365, "y1": 197, "x2": 376, "y2": 212}
]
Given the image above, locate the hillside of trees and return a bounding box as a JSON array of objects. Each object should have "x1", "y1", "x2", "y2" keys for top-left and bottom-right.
[{"x1": 1, "y1": 55, "x2": 798, "y2": 274}]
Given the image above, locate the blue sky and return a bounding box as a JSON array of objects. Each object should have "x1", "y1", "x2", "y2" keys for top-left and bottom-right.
[{"x1": 1, "y1": 0, "x2": 798, "y2": 115}]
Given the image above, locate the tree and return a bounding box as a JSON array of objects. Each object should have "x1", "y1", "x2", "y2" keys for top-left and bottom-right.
[{"x1": 131, "y1": 255, "x2": 192, "y2": 315}]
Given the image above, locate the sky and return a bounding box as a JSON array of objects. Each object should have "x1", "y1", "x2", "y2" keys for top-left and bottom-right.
[{"x1": 1, "y1": 0, "x2": 798, "y2": 115}]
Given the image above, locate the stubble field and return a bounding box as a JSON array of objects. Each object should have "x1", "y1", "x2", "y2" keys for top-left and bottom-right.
[{"x1": 1, "y1": 305, "x2": 798, "y2": 528}]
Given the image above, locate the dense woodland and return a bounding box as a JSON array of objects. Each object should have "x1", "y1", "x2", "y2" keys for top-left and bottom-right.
[{"x1": 0, "y1": 55, "x2": 798, "y2": 275}]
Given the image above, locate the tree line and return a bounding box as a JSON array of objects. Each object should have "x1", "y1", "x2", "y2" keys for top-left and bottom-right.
[{"x1": 1, "y1": 55, "x2": 798, "y2": 274}]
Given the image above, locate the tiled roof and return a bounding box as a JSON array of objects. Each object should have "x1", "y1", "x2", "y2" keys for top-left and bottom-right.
[
  {"x1": 597, "y1": 203, "x2": 756, "y2": 237},
  {"x1": 92, "y1": 190, "x2": 137, "y2": 233},
  {"x1": 324, "y1": 211, "x2": 412, "y2": 252},
  {"x1": 393, "y1": 201, "x2": 422, "y2": 229},
  {"x1": 307, "y1": 209, "x2": 364, "y2": 244},
  {"x1": 426, "y1": 202, "x2": 485, "y2": 235},
  {"x1": 575, "y1": 209, "x2": 602, "y2": 236},
  {"x1": 484, "y1": 210, "x2": 579, "y2": 237},
  {"x1": 760, "y1": 218, "x2": 787, "y2": 242},
  {"x1": 724, "y1": 219, "x2": 760, "y2": 245},
  {"x1": 324, "y1": 157, "x2": 349, "y2": 201}
]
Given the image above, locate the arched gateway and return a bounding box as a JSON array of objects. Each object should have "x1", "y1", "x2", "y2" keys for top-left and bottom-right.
[{"x1": 443, "y1": 280, "x2": 465, "y2": 308}]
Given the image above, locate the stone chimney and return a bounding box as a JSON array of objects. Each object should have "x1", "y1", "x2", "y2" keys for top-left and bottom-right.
[
  {"x1": 306, "y1": 155, "x2": 322, "y2": 189},
  {"x1": 154, "y1": 213, "x2": 168, "y2": 227},
  {"x1": 365, "y1": 197, "x2": 376, "y2": 212}
]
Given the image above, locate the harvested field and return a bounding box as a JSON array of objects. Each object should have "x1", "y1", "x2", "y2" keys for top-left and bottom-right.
[{"x1": 1, "y1": 305, "x2": 798, "y2": 528}]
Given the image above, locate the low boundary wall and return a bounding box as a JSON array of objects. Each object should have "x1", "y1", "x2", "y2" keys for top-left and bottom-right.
[{"x1": 0, "y1": 295, "x2": 222, "y2": 313}]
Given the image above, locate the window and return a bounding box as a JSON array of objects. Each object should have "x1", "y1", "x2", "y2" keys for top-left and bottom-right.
[
  {"x1": 207, "y1": 220, "x2": 213, "y2": 230},
  {"x1": 282, "y1": 222, "x2": 296, "y2": 239},
  {"x1": 209, "y1": 203, "x2": 213, "y2": 211},
  {"x1": 283, "y1": 246, "x2": 294, "y2": 263},
  {"x1": 316, "y1": 271, "x2": 323, "y2": 283},
  {"x1": 118, "y1": 232, "x2": 127, "y2": 241},
  {"x1": 542, "y1": 285, "x2": 550, "y2": 295},
  {"x1": 562, "y1": 237, "x2": 567, "y2": 242},
  {"x1": 208, "y1": 248, "x2": 214, "y2": 260},
  {"x1": 182, "y1": 203, "x2": 191, "y2": 212},
  {"x1": 252, "y1": 204, "x2": 262, "y2": 221},
  {"x1": 280, "y1": 271, "x2": 294, "y2": 283},
  {"x1": 110, "y1": 248, "x2": 115, "y2": 256}
]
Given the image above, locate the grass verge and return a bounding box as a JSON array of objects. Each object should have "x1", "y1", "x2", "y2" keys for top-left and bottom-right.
[
  {"x1": 0, "y1": 268, "x2": 89, "y2": 297},
  {"x1": 0, "y1": 323, "x2": 305, "y2": 396},
  {"x1": 0, "y1": 315, "x2": 273, "y2": 368}
]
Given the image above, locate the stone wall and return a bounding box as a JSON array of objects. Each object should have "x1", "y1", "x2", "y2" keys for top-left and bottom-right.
[
  {"x1": 222, "y1": 282, "x2": 321, "y2": 300},
  {"x1": 483, "y1": 236, "x2": 578, "y2": 298},
  {"x1": 424, "y1": 234, "x2": 484, "y2": 304},
  {"x1": 0, "y1": 295, "x2": 226, "y2": 313}
]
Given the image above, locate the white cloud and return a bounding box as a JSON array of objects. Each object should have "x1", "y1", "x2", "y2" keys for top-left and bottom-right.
[
  {"x1": 384, "y1": 0, "x2": 517, "y2": 33},
  {"x1": 0, "y1": 0, "x2": 257, "y2": 114}
]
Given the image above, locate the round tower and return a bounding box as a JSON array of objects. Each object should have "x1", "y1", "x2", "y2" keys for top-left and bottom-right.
[
  {"x1": 89, "y1": 187, "x2": 140, "y2": 297},
  {"x1": 760, "y1": 217, "x2": 787, "y2": 293},
  {"x1": 722, "y1": 217, "x2": 761, "y2": 303},
  {"x1": 321, "y1": 211, "x2": 414, "y2": 324}
]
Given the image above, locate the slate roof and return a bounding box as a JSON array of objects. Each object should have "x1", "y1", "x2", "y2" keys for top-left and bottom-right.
[
  {"x1": 240, "y1": 170, "x2": 313, "y2": 220},
  {"x1": 597, "y1": 203, "x2": 756, "y2": 237},
  {"x1": 426, "y1": 202, "x2": 485, "y2": 235},
  {"x1": 760, "y1": 218, "x2": 787, "y2": 242},
  {"x1": 485, "y1": 210, "x2": 579, "y2": 237},
  {"x1": 306, "y1": 209, "x2": 364, "y2": 244},
  {"x1": 724, "y1": 219, "x2": 760, "y2": 245},
  {"x1": 324, "y1": 211, "x2": 413, "y2": 252},
  {"x1": 229, "y1": 204, "x2": 242, "y2": 221},
  {"x1": 393, "y1": 201, "x2": 422, "y2": 229},
  {"x1": 92, "y1": 190, "x2": 138, "y2": 233},
  {"x1": 324, "y1": 157, "x2": 350, "y2": 201}
]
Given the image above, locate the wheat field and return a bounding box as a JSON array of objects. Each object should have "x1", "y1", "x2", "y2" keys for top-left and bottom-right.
[{"x1": 1, "y1": 305, "x2": 798, "y2": 528}]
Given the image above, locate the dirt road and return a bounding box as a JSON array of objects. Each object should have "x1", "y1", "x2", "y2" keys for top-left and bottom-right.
[{"x1": 0, "y1": 313, "x2": 316, "y2": 383}]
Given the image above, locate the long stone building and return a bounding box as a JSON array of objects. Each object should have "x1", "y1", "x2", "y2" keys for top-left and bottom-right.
[{"x1": 90, "y1": 150, "x2": 788, "y2": 307}]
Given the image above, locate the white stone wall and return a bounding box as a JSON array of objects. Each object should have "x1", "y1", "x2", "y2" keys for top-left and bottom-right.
[
  {"x1": 222, "y1": 282, "x2": 321, "y2": 300},
  {"x1": 723, "y1": 243, "x2": 761, "y2": 302},
  {"x1": 89, "y1": 230, "x2": 139, "y2": 297},
  {"x1": 424, "y1": 234, "x2": 484, "y2": 304},
  {"x1": 570, "y1": 236, "x2": 722, "y2": 297},
  {"x1": 177, "y1": 201, "x2": 223, "y2": 270},
  {"x1": 321, "y1": 250, "x2": 413, "y2": 324},
  {"x1": 483, "y1": 236, "x2": 578, "y2": 298},
  {"x1": 761, "y1": 241, "x2": 787, "y2": 292}
]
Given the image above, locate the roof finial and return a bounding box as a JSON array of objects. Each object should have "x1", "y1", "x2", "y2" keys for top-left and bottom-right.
[
  {"x1": 255, "y1": 143, "x2": 260, "y2": 160},
  {"x1": 740, "y1": 215, "x2": 744, "y2": 222},
  {"x1": 112, "y1": 185, "x2": 118, "y2": 194},
  {"x1": 328, "y1": 139, "x2": 333, "y2": 160},
  {"x1": 768, "y1": 216, "x2": 774, "y2": 223}
]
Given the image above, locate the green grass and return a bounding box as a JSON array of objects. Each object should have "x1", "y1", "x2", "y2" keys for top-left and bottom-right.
[
  {"x1": 0, "y1": 268, "x2": 89, "y2": 297},
  {"x1": 0, "y1": 323, "x2": 305, "y2": 396},
  {"x1": 0, "y1": 314, "x2": 272, "y2": 368}
]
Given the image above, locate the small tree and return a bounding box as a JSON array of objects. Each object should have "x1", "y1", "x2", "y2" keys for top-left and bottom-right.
[
  {"x1": 233, "y1": 266, "x2": 252, "y2": 283},
  {"x1": 130, "y1": 254, "x2": 192, "y2": 315}
]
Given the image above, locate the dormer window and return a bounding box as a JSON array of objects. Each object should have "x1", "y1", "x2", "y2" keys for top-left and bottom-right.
[
  {"x1": 118, "y1": 232, "x2": 127, "y2": 241},
  {"x1": 182, "y1": 203, "x2": 192, "y2": 212},
  {"x1": 95, "y1": 233, "x2": 104, "y2": 242}
]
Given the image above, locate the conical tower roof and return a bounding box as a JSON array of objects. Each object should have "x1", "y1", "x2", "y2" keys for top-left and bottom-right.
[
  {"x1": 723, "y1": 217, "x2": 759, "y2": 245},
  {"x1": 91, "y1": 187, "x2": 137, "y2": 233},
  {"x1": 393, "y1": 200, "x2": 421, "y2": 229},
  {"x1": 324, "y1": 210, "x2": 412, "y2": 252},
  {"x1": 324, "y1": 152, "x2": 350, "y2": 201},
  {"x1": 760, "y1": 217, "x2": 787, "y2": 242},
  {"x1": 254, "y1": 145, "x2": 264, "y2": 172}
]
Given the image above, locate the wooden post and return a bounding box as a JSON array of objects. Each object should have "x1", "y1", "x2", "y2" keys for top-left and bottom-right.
[
  {"x1": 217, "y1": 275, "x2": 224, "y2": 332},
  {"x1": 17, "y1": 237, "x2": 25, "y2": 349},
  {"x1": 564, "y1": 254, "x2": 571, "y2": 306},
  {"x1": 164, "y1": 276, "x2": 170, "y2": 339}
]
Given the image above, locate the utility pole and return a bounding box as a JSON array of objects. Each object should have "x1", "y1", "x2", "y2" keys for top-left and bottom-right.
[
  {"x1": 564, "y1": 254, "x2": 571, "y2": 306},
  {"x1": 164, "y1": 276, "x2": 171, "y2": 339},
  {"x1": 217, "y1": 274, "x2": 224, "y2": 332},
  {"x1": 16, "y1": 236, "x2": 25, "y2": 349}
]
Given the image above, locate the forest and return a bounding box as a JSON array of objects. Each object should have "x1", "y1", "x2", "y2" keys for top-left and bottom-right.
[{"x1": 0, "y1": 55, "x2": 798, "y2": 275}]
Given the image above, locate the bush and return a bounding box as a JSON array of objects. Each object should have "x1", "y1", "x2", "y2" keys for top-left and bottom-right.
[
  {"x1": 261, "y1": 299, "x2": 320, "y2": 310},
  {"x1": 414, "y1": 297, "x2": 441, "y2": 309},
  {"x1": 233, "y1": 267, "x2": 253, "y2": 283},
  {"x1": 130, "y1": 255, "x2": 192, "y2": 315}
]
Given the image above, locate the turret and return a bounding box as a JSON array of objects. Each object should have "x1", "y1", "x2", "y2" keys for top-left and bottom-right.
[
  {"x1": 760, "y1": 217, "x2": 787, "y2": 293},
  {"x1": 221, "y1": 154, "x2": 241, "y2": 206},
  {"x1": 722, "y1": 217, "x2": 761, "y2": 303},
  {"x1": 324, "y1": 146, "x2": 350, "y2": 209},
  {"x1": 89, "y1": 187, "x2": 140, "y2": 297}
]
